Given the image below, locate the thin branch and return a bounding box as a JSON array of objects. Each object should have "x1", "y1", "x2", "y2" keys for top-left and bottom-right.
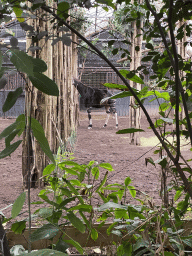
[{"x1": 168, "y1": 0, "x2": 180, "y2": 162}]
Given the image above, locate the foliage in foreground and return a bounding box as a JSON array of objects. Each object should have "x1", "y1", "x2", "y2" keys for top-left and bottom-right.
[{"x1": 0, "y1": 155, "x2": 192, "y2": 256}]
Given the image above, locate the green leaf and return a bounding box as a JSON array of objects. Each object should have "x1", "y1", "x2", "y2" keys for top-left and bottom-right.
[
  {"x1": 91, "y1": 167, "x2": 99, "y2": 179},
  {"x1": 3, "y1": 87, "x2": 23, "y2": 112},
  {"x1": 174, "y1": 190, "x2": 182, "y2": 201},
  {"x1": 55, "y1": 239, "x2": 69, "y2": 253},
  {"x1": 28, "y1": 56, "x2": 48, "y2": 73},
  {"x1": 57, "y1": 2, "x2": 70, "y2": 19},
  {"x1": 99, "y1": 163, "x2": 114, "y2": 171},
  {"x1": 31, "y1": 118, "x2": 56, "y2": 165},
  {"x1": 43, "y1": 164, "x2": 55, "y2": 176},
  {"x1": 30, "y1": 224, "x2": 59, "y2": 242},
  {"x1": 20, "y1": 249, "x2": 68, "y2": 255},
  {"x1": 10, "y1": 49, "x2": 33, "y2": 76},
  {"x1": 160, "y1": 117, "x2": 173, "y2": 124},
  {"x1": 29, "y1": 72, "x2": 59, "y2": 96},
  {"x1": 110, "y1": 91, "x2": 132, "y2": 99},
  {"x1": 0, "y1": 122, "x2": 18, "y2": 140},
  {"x1": 63, "y1": 179, "x2": 84, "y2": 204},
  {"x1": 104, "y1": 83, "x2": 128, "y2": 90},
  {"x1": 5, "y1": 129, "x2": 20, "y2": 147},
  {"x1": 67, "y1": 212, "x2": 86, "y2": 233},
  {"x1": 38, "y1": 208, "x2": 53, "y2": 218},
  {"x1": 145, "y1": 43, "x2": 154, "y2": 50},
  {"x1": 11, "y1": 221, "x2": 26, "y2": 234},
  {"x1": 128, "y1": 186, "x2": 136, "y2": 198},
  {"x1": 68, "y1": 204, "x2": 92, "y2": 212},
  {"x1": 13, "y1": 7, "x2": 25, "y2": 22},
  {"x1": 119, "y1": 70, "x2": 144, "y2": 84},
  {"x1": 164, "y1": 252, "x2": 175, "y2": 256},
  {"x1": 64, "y1": 240, "x2": 83, "y2": 255},
  {"x1": 116, "y1": 128, "x2": 144, "y2": 134},
  {"x1": 96, "y1": 171, "x2": 108, "y2": 192},
  {"x1": 91, "y1": 228, "x2": 98, "y2": 241},
  {"x1": 11, "y1": 192, "x2": 26, "y2": 218},
  {"x1": 125, "y1": 177, "x2": 132, "y2": 186},
  {"x1": 0, "y1": 140, "x2": 22, "y2": 159},
  {"x1": 98, "y1": 202, "x2": 127, "y2": 211}
]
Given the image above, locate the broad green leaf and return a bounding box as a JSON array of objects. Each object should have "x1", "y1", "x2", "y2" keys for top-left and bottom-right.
[
  {"x1": 11, "y1": 192, "x2": 26, "y2": 218},
  {"x1": 104, "y1": 83, "x2": 128, "y2": 90},
  {"x1": 133, "y1": 238, "x2": 147, "y2": 251},
  {"x1": 98, "y1": 202, "x2": 127, "y2": 211},
  {"x1": 55, "y1": 239, "x2": 69, "y2": 253},
  {"x1": 110, "y1": 91, "x2": 137, "y2": 99},
  {"x1": 0, "y1": 140, "x2": 22, "y2": 159},
  {"x1": 43, "y1": 164, "x2": 55, "y2": 176},
  {"x1": 57, "y1": 2, "x2": 70, "y2": 19},
  {"x1": 116, "y1": 128, "x2": 144, "y2": 134},
  {"x1": 164, "y1": 252, "x2": 175, "y2": 256},
  {"x1": 3, "y1": 87, "x2": 23, "y2": 112},
  {"x1": 91, "y1": 228, "x2": 98, "y2": 241},
  {"x1": 115, "y1": 209, "x2": 128, "y2": 219},
  {"x1": 20, "y1": 249, "x2": 68, "y2": 255},
  {"x1": 160, "y1": 117, "x2": 173, "y2": 124},
  {"x1": 68, "y1": 204, "x2": 92, "y2": 212},
  {"x1": 11, "y1": 221, "x2": 26, "y2": 234},
  {"x1": 91, "y1": 167, "x2": 99, "y2": 179},
  {"x1": 15, "y1": 114, "x2": 26, "y2": 134},
  {"x1": 5, "y1": 129, "x2": 20, "y2": 147},
  {"x1": 64, "y1": 240, "x2": 83, "y2": 255},
  {"x1": 59, "y1": 167, "x2": 79, "y2": 176},
  {"x1": 125, "y1": 177, "x2": 132, "y2": 186},
  {"x1": 38, "y1": 208, "x2": 53, "y2": 218},
  {"x1": 0, "y1": 122, "x2": 18, "y2": 140},
  {"x1": 63, "y1": 179, "x2": 84, "y2": 204},
  {"x1": 10, "y1": 49, "x2": 34, "y2": 76},
  {"x1": 99, "y1": 163, "x2": 114, "y2": 171},
  {"x1": 128, "y1": 186, "x2": 136, "y2": 198},
  {"x1": 29, "y1": 72, "x2": 59, "y2": 96},
  {"x1": 174, "y1": 190, "x2": 182, "y2": 201},
  {"x1": 30, "y1": 224, "x2": 59, "y2": 242},
  {"x1": 96, "y1": 171, "x2": 108, "y2": 193},
  {"x1": 13, "y1": 7, "x2": 25, "y2": 22},
  {"x1": 120, "y1": 70, "x2": 144, "y2": 84},
  {"x1": 28, "y1": 56, "x2": 48, "y2": 73},
  {"x1": 67, "y1": 212, "x2": 86, "y2": 233},
  {"x1": 31, "y1": 118, "x2": 56, "y2": 165}
]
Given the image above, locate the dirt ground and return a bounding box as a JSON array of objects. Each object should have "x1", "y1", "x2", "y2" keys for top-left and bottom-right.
[{"x1": 0, "y1": 112, "x2": 191, "y2": 224}]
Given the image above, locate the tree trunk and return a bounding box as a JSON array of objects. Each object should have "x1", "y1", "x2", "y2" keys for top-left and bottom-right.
[
  {"x1": 22, "y1": 3, "x2": 79, "y2": 188},
  {"x1": 129, "y1": 0, "x2": 143, "y2": 145}
]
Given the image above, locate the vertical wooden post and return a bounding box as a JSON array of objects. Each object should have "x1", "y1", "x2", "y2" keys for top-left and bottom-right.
[
  {"x1": 129, "y1": 0, "x2": 143, "y2": 145},
  {"x1": 22, "y1": 2, "x2": 79, "y2": 187}
]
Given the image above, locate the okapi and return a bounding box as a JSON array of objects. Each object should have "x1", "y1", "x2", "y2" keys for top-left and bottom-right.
[{"x1": 73, "y1": 79, "x2": 118, "y2": 129}]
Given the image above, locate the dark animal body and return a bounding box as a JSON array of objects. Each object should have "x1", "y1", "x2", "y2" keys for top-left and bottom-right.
[{"x1": 73, "y1": 79, "x2": 118, "y2": 129}]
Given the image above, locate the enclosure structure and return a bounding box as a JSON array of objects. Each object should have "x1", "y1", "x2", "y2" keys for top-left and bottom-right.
[{"x1": 0, "y1": 19, "x2": 26, "y2": 118}]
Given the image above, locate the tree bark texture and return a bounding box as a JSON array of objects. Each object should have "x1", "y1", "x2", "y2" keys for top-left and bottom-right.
[
  {"x1": 129, "y1": 0, "x2": 143, "y2": 145},
  {"x1": 22, "y1": 2, "x2": 79, "y2": 187}
]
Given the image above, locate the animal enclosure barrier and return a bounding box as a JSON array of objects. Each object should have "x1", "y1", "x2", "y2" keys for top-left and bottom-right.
[{"x1": 0, "y1": 72, "x2": 25, "y2": 118}]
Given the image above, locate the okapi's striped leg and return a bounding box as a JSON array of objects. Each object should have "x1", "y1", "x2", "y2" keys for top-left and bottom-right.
[
  {"x1": 87, "y1": 108, "x2": 92, "y2": 129},
  {"x1": 103, "y1": 106, "x2": 110, "y2": 128},
  {"x1": 115, "y1": 112, "x2": 118, "y2": 128}
]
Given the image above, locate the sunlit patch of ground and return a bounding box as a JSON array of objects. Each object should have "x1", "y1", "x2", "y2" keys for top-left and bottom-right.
[{"x1": 140, "y1": 136, "x2": 191, "y2": 150}]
